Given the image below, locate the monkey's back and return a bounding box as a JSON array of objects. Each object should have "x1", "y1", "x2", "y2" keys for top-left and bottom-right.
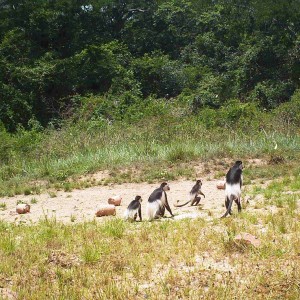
[
  {"x1": 127, "y1": 199, "x2": 140, "y2": 210},
  {"x1": 226, "y1": 167, "x2": 242, "y2": 184},
  {"x1": 190, "y1": 183, "x2": 200, "y2": 195},
  {"x1": 148, "y1": 188, "x2": 163, "y2": 203}
]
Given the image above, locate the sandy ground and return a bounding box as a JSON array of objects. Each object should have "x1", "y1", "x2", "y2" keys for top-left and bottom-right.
[{"x1": 0, "y1": 179, "x2": 228, "y2": 224}]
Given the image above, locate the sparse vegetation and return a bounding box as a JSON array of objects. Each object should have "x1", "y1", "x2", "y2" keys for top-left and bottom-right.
[
  {"x1": 0, "y1": 201, "x2": 300, "y2": 299},
  {"x1": 1, "y1": 1, "x2": 300, "y2": 298},
  {"x1": 0, "y1": 99, "x2": 300, "y2": 197}
]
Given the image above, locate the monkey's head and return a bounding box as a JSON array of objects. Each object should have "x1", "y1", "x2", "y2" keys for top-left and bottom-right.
[
  {"x1": 235, "y1": 161, "x2": 243, "y2": 170},
  {"x1": 161, "y1": 182, "x2": 170, "y2": 191},
  {"x1": 196, "y1": 179, "x2": 202, "y2": 185},
  {"x1": 135, "y1": 195, "x2": 142, "y2": 202}
]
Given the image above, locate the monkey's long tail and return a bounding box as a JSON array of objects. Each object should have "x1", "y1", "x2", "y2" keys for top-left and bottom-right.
[
  {"x1": 221, "y1": 195, "x2": 236, "y2": 218},
  {"x1": 174, "y1": 200, "x2": 191, "y2": 207}
]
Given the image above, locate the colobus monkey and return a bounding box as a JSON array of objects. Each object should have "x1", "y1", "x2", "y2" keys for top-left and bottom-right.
[
  {"x1": 174, "y1": 179, "x2": 205, "y2": 207},
  {"x1": 124, "y1": 195, "x2": 143, "y2": 221},
  {"x1": 221, "y1": 161, "x2": 243, "y2": 218},
  {"x1": 147, "y1": 182, "x2": 174, "y2": 220}
]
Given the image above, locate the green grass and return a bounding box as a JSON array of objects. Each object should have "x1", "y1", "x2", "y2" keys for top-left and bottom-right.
[
  {"x1": 0, "y1": 202, "x2": 7, "y2": 210},
  {"x1": 0, "y1": 207, "x2": 300, "y2": 299},
  {"x1": 0, "y1": 114, "x2": 299, "y2": 196},
  {"x1": 0, "y1": 161, "x2": 299, "y2": 298}
]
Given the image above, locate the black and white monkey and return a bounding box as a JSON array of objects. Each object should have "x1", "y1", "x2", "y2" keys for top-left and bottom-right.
[
  {"x1": 124, "y1": 195, "x2": 143, "y2": 221},
  {"x1": 147, "y1": 182, "x2": 174, "y2": 220},
  {"x1": 174, "y1": 179, "x2": 205, "y2": 207},
  {"x1": 221, "y1": 161, "x2": 243, "y2": 218}
]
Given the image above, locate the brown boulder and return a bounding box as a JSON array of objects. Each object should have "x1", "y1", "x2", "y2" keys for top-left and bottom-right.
[
  {"x1": 95, "y1": 205, "x2": 116, "y2": 217},
  {"x1": 16, "y1": 203, "x2": 30, "y2": 214},
  {"x1": 108, "y1": 195, "x2": 122, "y2": 206},
  {"x1": 216, "y1": 181, "x2": 226, "y2": 190}
]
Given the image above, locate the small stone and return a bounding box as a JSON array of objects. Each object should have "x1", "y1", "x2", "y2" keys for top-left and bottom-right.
[
  {"x1": 234, "y1": 232, "x2": 261, "y2": 248},
  {"x1": 216, "y1": 181, "x2": 225, "y2": 190},
  {"x1": 95, "y1": 204, "x2": 116, "y2": 217},
  {"x1": 108, "y1": 195, "x2": 122, "y2": 206},
  {"x1": 16, "y1": 204, "x2": 30, "y2": 214}
]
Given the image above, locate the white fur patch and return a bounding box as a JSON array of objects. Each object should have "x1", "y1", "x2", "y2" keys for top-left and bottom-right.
[
  {"x1": 225, "y1": 183, "x2": 241, "y2": 198},
  {"x1": 161, "y1": 192, "x2": 166, "y2": 204},
  {"x1": 189, "y1": 192, "x2": 196, "y2": 201},
  {"x1": 147, "y1": 200, "x2": 162, "y2": 220},
  {"x1": 124, "y1": 208, "x2": 138, "y2": 220}
]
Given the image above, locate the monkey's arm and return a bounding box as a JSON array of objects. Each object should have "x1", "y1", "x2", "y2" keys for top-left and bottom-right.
[
  {"x1": 138, "y1": 206, "x2": 142, "y2": 221},
  {"x1": 164, "y1": 198, "x2": 174, "y2": 217},
  {"x1": 199, "y1": 191, "x2": 205, "y2": 198}
]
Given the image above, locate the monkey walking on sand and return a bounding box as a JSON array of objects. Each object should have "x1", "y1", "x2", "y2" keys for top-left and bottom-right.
[{"x1": 174, "y1": 179, "x2": 205, "y2": 207}]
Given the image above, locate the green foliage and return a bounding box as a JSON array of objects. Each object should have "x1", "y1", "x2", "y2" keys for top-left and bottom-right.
[
  {"x1": 0, "y1": 0, "x2": 300, "y2": 131},
  {"x1": 0, "y1": 96, "x2": 299, "y2": 196},
  {"x1": 197, "y1": 100, "x2": 261, "y2": 131},
  {"x1": 249, "y1": 80, "x2": 295, "y2": 109},
  {"x1": 273, "y1": 89, "x2": 300, "y2": 126},
  {"x1": 132, "y1": 52, "x2": 186, "y2": 97}
]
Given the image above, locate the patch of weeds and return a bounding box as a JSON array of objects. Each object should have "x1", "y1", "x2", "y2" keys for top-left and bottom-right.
[
  {"x1": 242, "y1": 212, "x2": 259, "y2": 225},
  {"x1": 30, "y1": 197, "x2": 38, "y2": 204},
  {"x1": 251, "y1": 185, "x2": 263, "y2": 195},
  {"x1": 0, "y1": 234, "x2": 16, "y2": 255},
  {"x1": 167, "y1": 147, "x2": 197, "y2": 163},
  {"x1": 213, "y1": 171, "x2": 224, "y2": 179},
  {"x1": 290, "y1": 176, "x2": 300, "y2": 191},
  {"x1": 286, "y1": 195, "x2": 297, "y2": 212},
  {"x1": 48, "y1": 191, "x2": 57, "y2": 198},
  {"x1": 267, "y1": 213, "x2": 287, "y2": 234},
  {"x1": 81, "y1": 245, "x2": 101, "y2": 264},
  {"x1": 24, "y1": 188, "x2": 32, "y2": 195},
  {"x1": 253, "y1": 201, "x2": 264, "y2": 209},
  {"x1": 263, "y1": 190, "x2": 274, "y2": 200},
  {"x1": 274, "y1": 197, "x2": 284, "y2": 208},
  {"x1": 268, "y1": 154, "x2": 285, "y2": 165},
  {"x1": 142, "y1": 168, "x2": 176, "y2": 182},
  {"x1": 0, "y1": 202, "x2": 7, "y2": 210},
  {"x1": 101, "y1": 219, "x2": 125, "y2": 239},
  {"x1": 63, "y1": 182, "x2": 72, "y2": 192}
]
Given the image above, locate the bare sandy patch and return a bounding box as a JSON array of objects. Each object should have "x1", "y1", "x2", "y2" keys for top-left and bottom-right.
[{"x1": 0, "y1": 179, "x2": 227, "y2": 224}]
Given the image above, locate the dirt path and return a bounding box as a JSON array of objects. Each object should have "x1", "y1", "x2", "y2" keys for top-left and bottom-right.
[{"x1": 0, "y1": 179, "x2": 227, "y2": 224}]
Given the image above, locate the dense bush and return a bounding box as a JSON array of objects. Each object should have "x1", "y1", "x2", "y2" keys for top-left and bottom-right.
[{"x1": 0, "y1": 0, "x2": 300, "y2": 131}]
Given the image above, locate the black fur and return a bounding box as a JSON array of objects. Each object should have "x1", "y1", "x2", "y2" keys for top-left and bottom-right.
[
  {"x1": 174, "y1": 180, "x2": 205, "y2": 207},
  {"x1": 221, "y1": 161, "x2": 243, "y2": 218},
  {"x1": 148, "y1": 182, "x2": 169, "y2": 203},
  {"x1": 148, "y1": 182, "x2": 173, "y2": 218},
  {"x1": 226, "y1": 161, "x2": 243, "y2": 186},
  {"x1": 128, "y1": 195, "x2": 142, "y2": 210},
  {"x1": 126, "y1": 195, "x2": 142, "y2": 221}
]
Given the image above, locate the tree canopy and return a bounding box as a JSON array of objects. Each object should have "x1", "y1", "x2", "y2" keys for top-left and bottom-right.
[{"x1": 1, "y1": 0, "x2": 300, "y2": 131}]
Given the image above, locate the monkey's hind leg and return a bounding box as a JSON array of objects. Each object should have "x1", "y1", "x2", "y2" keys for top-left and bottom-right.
[
  {"x1": 235, "y1": 198, "x2": 242, "y2": 213},
  {"x1": 225, "y1": 197, "x2": 232, "y2": 215},
  {"x1": 191, "y1": 196, "x2": 201, "y2": 206},
  {"x1": 194, "y1": 196, "x2": 201, "y2": 206}
]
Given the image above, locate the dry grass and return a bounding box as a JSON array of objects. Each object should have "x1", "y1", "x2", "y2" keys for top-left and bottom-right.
[
  {"x1": 1, "y1": 180, "x2": 300, "y2": 299},
  {"x1": 1, "y1": 158, "x2": 300, "y2": 299}
]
